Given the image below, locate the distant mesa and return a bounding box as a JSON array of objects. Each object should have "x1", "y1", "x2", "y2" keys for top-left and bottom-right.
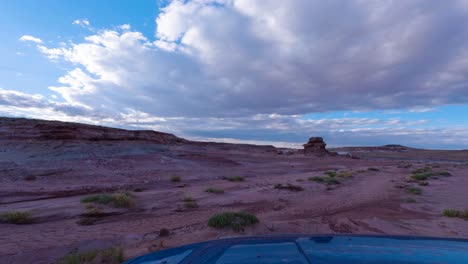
[{"x1": 303, "y1": 137, "x2": 328, "y2": 155}]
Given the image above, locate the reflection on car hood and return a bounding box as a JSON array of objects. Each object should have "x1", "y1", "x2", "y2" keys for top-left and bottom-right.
[{"x1": 125, "y1": 234, "x2": 468, "y2": 264}]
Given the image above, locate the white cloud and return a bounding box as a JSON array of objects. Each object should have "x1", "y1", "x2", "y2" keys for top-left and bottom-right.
[
  {"x1": 10, "y1": 0, "x2": 468, "y2": 149},
  {"x1": 19, "y1": 35, "x2": 42, "y2": 44},
  {"x1": 72, "y1": 19, "x2": 90, "y2": 27}
]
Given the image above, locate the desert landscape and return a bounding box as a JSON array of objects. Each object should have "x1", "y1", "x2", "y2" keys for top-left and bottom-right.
[{"x1": 0, "y1": 116, "x2": 467, "y2": 263}]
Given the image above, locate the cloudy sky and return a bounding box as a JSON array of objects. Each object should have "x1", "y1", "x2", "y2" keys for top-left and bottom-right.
[{"x1": 1, "y1": 0, "x2": 468, "y2": 149}]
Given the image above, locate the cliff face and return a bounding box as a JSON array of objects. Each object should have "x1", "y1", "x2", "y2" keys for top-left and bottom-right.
[{"x1": 0, "y1": 117, "x2": 186, "y2": 144}]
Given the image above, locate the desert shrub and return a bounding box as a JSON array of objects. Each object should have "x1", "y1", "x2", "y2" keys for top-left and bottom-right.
[
  {"x1": 100, "y1": 247, "x2": 124, "y2": 263},
  {"x1": 337, "y1": 171, "x2": 353, "y2": 178},
  {"x1": 443, "y1": 209, "x2": 461, "y2": 218},
  {"x1": 224, "y1": 176, "x2": 245, "y2": 182},
  {"x1": 81, "y1": 192, "x2": 134, "y2": 208},
  {"x1": 398, "y1": 162, "x2": 413, "y2": 168},
  {"x1": 368, "y1": 167, "x2": 380, "y2": 171},
  {"x1": 411, "y1": 172, "x2": 433, "y2": 181},
  {"x1": 184, "y1": 201, "x2": 199, "y2": 209},
  {"x1": 208, "y1": 211, "x2": 259, "y2": 231},
  {"x1": 412, "y1": 171, "x2": 451, "y2": 181},
  {"x1": 418, "y1": 181, "x2": 429, "y2": 186},
  {"x1": 183, "y1": 196, "x2": 194, "y2": 202},
  {"x1": 81, "y1": 194, "x2": 114, "y2": 204},
  {"x1": 308, "y1": 176, "x2": 339, "y2": 185},
  {"x1": 412, "y1": 167, "x2": 432, "y2": 174},
  {"x1": 205, "y1": 188, "x2": 224, "y2": 194},
  {"x1": 170, "y1": 176, "x2": 181, "y2": 182},
  {"x1": 308, "y1": 176, "x2": 324, "y2": 182},
  {"x1": 182, "y1": 197, "x2": 198, "y2": 209},
  {"x1": 112, "y1": 192, "x2": 135, "y2": 208},
  {"x1": 437, "y1": 171, "x2": 451, "y2": 177},
  {"x1": 406, "y1": 187, "x2": 422, "y2": 195},
  {"x1": 0, "y1": 211, "x2": 33, "y2": 224},
  {"x1": 58, "y1": 247, "x2": 124, "y2": 264},
  {"x1": 324, "y1": 170, "x2": 337, "y2": 177},
  {"x1": 57, "y1": 249, "x2": 98, "y2": 264},
  {"x1": 274, "y1": 183, "x2": 304, "y2": 192}
]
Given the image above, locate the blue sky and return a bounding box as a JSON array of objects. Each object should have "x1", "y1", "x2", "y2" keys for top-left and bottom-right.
[{"x1": 1, "y1": 0, "x2": 468, "y2": 149}]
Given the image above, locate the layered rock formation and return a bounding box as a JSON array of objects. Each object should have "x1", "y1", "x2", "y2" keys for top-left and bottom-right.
[
  {"x1": 0, "y1": 117, "x2": 186, "y2": 144},
  {"x1": 303, "y1": 137, "x2": 328, "y2": 155}
]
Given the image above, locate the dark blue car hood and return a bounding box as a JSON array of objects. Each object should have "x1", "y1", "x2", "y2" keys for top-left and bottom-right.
[{"x1": 125, "y1": 234, "x2": 468, "y2": 264}]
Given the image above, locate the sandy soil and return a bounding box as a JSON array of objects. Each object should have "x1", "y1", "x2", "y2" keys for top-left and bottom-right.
[{"x1": 1, "y1": 117, "x2": 468, "y2": 263}]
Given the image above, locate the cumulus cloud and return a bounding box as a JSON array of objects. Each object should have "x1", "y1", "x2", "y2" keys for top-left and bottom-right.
[
  {"x1": 72, "y1": 19, "x2": 90, "y2": 27},
  {"x1": 19, "y1": 35, "x2": 42, "y2": 44},
  {"x1": 10, "y1": 0, "x2": 468, "y2": 148},
  {"x1": 31, "y1": 0, "x2": 468, "y2": 118}
]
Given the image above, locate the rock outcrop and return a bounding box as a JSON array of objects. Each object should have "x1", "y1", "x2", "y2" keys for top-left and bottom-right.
[
  {"x1": 303, "y1": 137, "x2": 328, "y2": 155},
  {"x1": 0, "y1": 117, "x2": 186, "y2": 144}
]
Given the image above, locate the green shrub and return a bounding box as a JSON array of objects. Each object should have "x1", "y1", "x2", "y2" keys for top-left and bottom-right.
[
  {"x1": 100, "y1": 247, "x2": 124, "y2": 263},
  {"x1": 0, "y1": 211, "x2": 33, "y2": 224},
  {"x1": 205, "y1": 188, "x2": 224, "y2": 194},
  {"x1": 412, "y1": 171, "x2": 451, "y2": 181},
  {"x1": 274, "y1": 183, "x2": 304, "y2": 192},
  {"x1": 57, "y1": 247, "x2": 124, "y2": 264},
  {"x1": 308, "y1": 176, "x2": 324, "y2": 182},
  {"x1": 324, "y1": 170, "x2": 337, "y2": 177},
  {"x1": 81, "y1": 192, "x2": 134, "y2": 208},
  {"x1": 411, "y1": 172, "x2": 433, "y2": 181},
  {"x1": 170, "y1": 176, "x2": 181, "y2": 182},
  {"x1": 308, "y1": 176, "x2": 339, "y2": 185},
  {"x1": 224, "y1": 176, "x2": 245, "y2": 182},
  {"x1": 368, "y1": 167, "x2": 380, "y2": 171},
  {"x1": 443, "y1": 209, "x2": 461, "y2": 218},
  {"x1": 57, "y1": 249, "x2": 98, "y2": 264},
  {"x1": 208, "y1": 212, "x2": 259, "y2": 231},
  {"x1": 406, "y1": 187, "x2": 422, "y2": 195},
  {"x1": 81, "y1": 194, "x2": 114, "y2": 204}
]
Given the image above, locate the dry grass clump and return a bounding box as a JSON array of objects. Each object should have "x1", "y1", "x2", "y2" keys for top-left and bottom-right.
[
  {"x1": 223, "y1": 176, "x2": 245, "y2": 182},
  {"x1": 57, "y1": 246, "x2": 124, "y2": 264},
  {"x1": 442, "y1": 209, "x2": 468, "y2": 219},
  {"x1": 80, "y1": 192, "x2": 135, "y2": 209},
  {"x1": 208, "y1": 211, "x2": 259, "y2": 232},
  {"x1": 0, "y1": 211, "x2": 33, "y2": 224},
  {"x1": 205, "y1": 188, "x2": 224, "y2": 194},
  {"x1": 274, "y1": 183, "x2": 304, "y2": 192},
  {"x1": 406, "y1": 187, "x2": 422, "y2": 195}
]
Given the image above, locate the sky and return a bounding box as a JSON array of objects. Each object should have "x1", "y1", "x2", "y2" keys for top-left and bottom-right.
[{"x1": 1, "y1": 0, "x2": 468, "y2": 149}]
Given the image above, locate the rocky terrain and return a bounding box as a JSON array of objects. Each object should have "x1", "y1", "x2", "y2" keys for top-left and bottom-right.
[{"x1": 1, "y1": 117, "x2": 467, "y2": 263}]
